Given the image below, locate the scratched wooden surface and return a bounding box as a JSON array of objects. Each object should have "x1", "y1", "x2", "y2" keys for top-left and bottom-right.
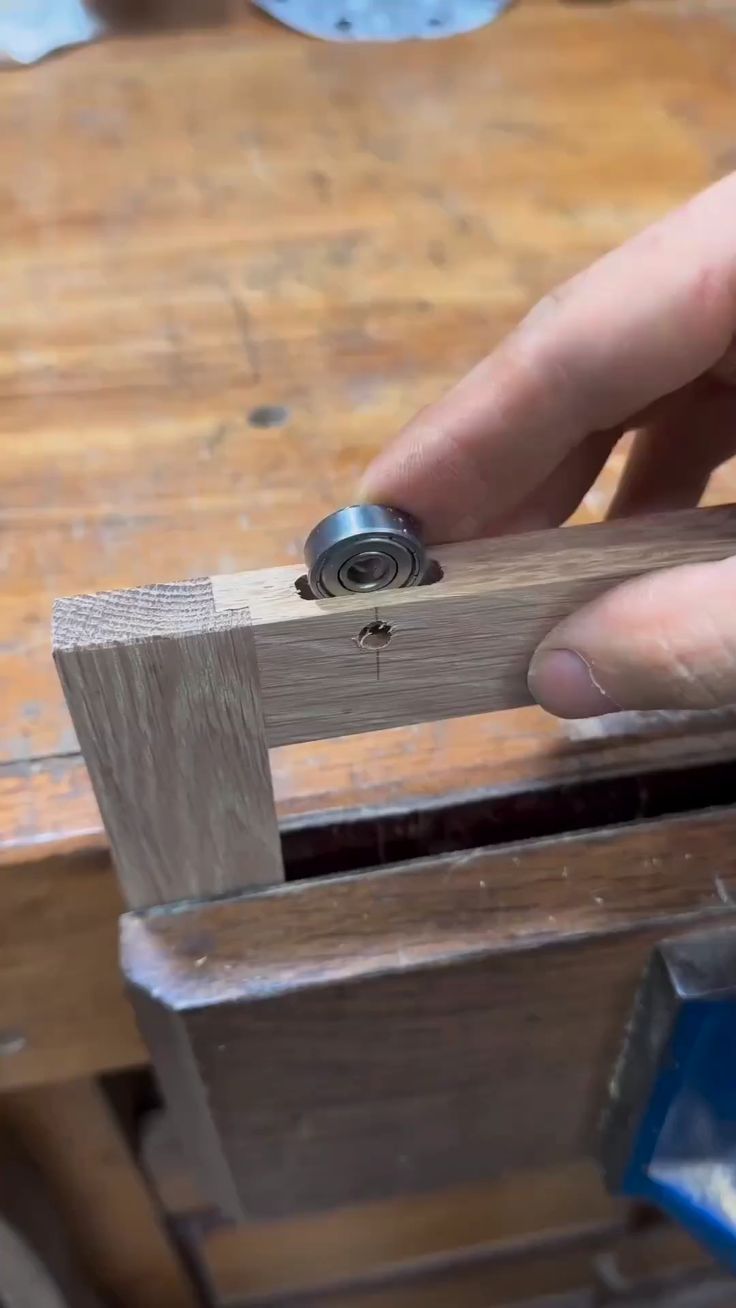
[
  {"x1": 4, "y1": 0, "x2": 736, "y2": 846},
  {"x1": 3, "y1": 9, "x2": 736, "y2": 1300}
]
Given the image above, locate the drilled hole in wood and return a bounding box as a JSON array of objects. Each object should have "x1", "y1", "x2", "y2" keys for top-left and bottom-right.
[
  {"x1": 357, "y1": 620, "x2": 393, "y2": 650},
  {"x1": 294, "y1": 559, "x2": 441, "y2": 603},
  {"x1": 294, "y1": 574, "x2": 316, "y2": 600},
  {"x1": 420, "y1": 558, "x2": 443, "y2": 586}
]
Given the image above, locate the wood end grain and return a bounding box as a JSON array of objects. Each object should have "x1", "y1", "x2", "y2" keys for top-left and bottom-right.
[
  {"x1": 53, "y1": 579, "x2": 282, "y2": 909},
  {"x1": 53, "y1": 578, "x2": 221, "y2": 652}
]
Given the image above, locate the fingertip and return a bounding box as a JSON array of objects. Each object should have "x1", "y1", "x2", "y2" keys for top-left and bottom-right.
[
  {"x1": 528, "y1": 648, "x2": 621, "y2": 719},
  {"x1": 358, "y1": 454, "x2": 480, "y2": 543},
  {"x1": 529, "y1": 556, "x2": 736, "y2": 717}
]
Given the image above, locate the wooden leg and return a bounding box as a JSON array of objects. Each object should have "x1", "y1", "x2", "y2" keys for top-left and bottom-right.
[{"x1": 53, "y1": 580, "x2": 283, "y2": 909}]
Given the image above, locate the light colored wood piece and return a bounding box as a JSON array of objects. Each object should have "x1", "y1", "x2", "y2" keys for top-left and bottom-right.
[
  {"x1": 213, "y1": 505, "x2": 736, "y2": 747},
  {"x1": 53, "y1": 507, "x2": 736, "y2": 907},
  {"x1": 53, "y1": 578, "x2": 283, "y2": 909}
]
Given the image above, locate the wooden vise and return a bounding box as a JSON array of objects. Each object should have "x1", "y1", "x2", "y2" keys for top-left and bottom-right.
[{"x1": 52, "y1": 507, "x2": 736, "y2": 1221}]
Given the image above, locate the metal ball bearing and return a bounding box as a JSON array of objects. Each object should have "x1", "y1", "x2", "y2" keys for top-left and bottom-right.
[{"x1": 304, "y1": 505, "x2": 426, "y2": 599}]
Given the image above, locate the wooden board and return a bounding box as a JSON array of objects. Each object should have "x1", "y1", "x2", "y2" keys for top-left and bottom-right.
[
  {"x1": 150, "y1": 1152, "x2": 621, "y2": 1300},
  {"x1": 123, "y1": 806, "x2": 736, "y2": 1220},
  {"x1": 7, "y1": 704, "x2": 736, "y2": 869},
  {"x1": 291, "y1": 1234, "x2": 727, "y2": 1308},
  {"x1": 140, "y1": 1110, "x2": 621, "y2": 1297},
  {"x1": 54, "y1": 506, "x2": 736, "y2": 908},
  {"x1": 142, "y1": 1113, "x2": 724, "y2": 1306},
  {"x1": 2, "y1": 11, "x2": 736, "y2": 1306},
  {"x1": 213, "y1": 506, "x2": 736, "y2": 747},
  {"x1": 53, "y1": 580, "x2": 283, "y2": 907},
  {"x1": 6, "y1": 710, "x2": 736, "y2": 1093},
  {"x1": 215, "y1": 1227, "x2": 723, "y2": 1308}
]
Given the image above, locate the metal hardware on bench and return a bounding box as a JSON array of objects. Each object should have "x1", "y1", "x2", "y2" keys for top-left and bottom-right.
[{"x1": 304, "y1": 504, "x2": 426, "y2": 599}]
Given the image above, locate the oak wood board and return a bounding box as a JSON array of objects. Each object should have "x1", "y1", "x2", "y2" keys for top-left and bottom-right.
[{"x1": 53, "y1": 579, "x2": 283, "y2": 907}]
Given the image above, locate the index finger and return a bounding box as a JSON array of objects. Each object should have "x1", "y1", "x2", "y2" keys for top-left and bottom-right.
[{"x1": 360, "y1": 172, "x2": 736, "y2": 543}]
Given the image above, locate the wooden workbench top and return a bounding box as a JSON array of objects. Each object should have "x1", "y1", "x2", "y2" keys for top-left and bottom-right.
[
  {"x1": 3, "y1": 0, "x2": 736, "y2": 862},
  {"x1": 5, "y1": 26, "x2": 736, "y2": 1308}
]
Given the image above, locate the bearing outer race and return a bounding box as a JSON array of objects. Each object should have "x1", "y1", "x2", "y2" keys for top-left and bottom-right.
[{"x1": 304, "y1": 505, "x2": 425, "y2": 598}]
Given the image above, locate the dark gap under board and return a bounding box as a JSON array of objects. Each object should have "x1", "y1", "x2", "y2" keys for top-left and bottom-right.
[{"x1": 280, "y1": 758, "x2": 736, "y2": 882}]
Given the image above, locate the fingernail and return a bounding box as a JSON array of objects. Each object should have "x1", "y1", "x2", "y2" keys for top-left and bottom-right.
[{"x1": 528, "y1": 648, "x2": 620, "y2": 719}]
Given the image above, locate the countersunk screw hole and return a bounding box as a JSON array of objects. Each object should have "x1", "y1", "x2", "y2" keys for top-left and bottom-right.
[{"x1": 357, "y1": 620, "x2": 393, "y2": 651}]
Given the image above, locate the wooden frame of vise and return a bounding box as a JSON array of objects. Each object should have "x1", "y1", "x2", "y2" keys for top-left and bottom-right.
[{"x1": 53, "y1": 506, "x2": 736, "y2": 1220}]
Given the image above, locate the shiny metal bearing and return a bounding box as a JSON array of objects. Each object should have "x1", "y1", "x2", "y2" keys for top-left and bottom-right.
[{"x1": 304, "y1": 504, "x2": 426, "y2": 599}]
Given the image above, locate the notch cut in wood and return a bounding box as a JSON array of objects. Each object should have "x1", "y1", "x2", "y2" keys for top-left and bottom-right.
[{"x1": 53, "y1": 505, "x2": 736, "y2": 908}]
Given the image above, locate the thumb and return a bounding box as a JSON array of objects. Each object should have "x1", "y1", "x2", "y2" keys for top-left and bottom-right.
[{"x1": 528, "y1": 556, "x2": 736, "y2": 717}]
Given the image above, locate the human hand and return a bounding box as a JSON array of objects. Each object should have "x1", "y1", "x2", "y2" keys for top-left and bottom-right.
[{"x1": 360, "y1": 173, "x2": 736, "y2": 718}]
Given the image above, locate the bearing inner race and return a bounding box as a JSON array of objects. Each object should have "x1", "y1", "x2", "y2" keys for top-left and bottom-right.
[{"x1": 304, "y1": 505, "x2": 425, "y2": 599}]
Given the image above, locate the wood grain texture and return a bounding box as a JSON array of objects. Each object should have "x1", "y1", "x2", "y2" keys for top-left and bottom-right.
[
  {"x1": 201, "y1": 1225, "x2": 721, "y2": 1308},
  {"x1": 6, "y1": 0, "x2": 736, "y2": 785},
  {"x1": 123, "y1": 806, "x2": 736, "y2": 1219},
  {"x1": 9, "y1": 706, "x2": 736, "y2": 869},
  {"x1": 212, "y1": 505, "x2": 736, "y2": 746},
  {"x1": 5, "y1": 717, "x2": 736, "y2": 1093},
  {"x1": 1, "y1": 13, "x2": 735, "y2": 1299},
  {"x1": 0, "y1": 846, "x2": 144, "y2": 1091},
  {"x1": 140, "y1": 1113, "x2": 626, "y2": 1305},
  {"x1": 53, "y1": 578, "x2": 283, "y2": 907},
  {"x1": 56, "y1": 506, "x2": 736, "y2": 906},
  {"x1": 54, "y1": 507, "x2": 736, "y2": 904},
  {"x1": 141, "y1": 1112, "x2": 721, "y2": 1306},
  {"x1": 290, "y1": 1232, "x2": 727, "y2": 1308},
  {"x1": 0, "y1": 1080, "x2": 199, "y2": 1308}
]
